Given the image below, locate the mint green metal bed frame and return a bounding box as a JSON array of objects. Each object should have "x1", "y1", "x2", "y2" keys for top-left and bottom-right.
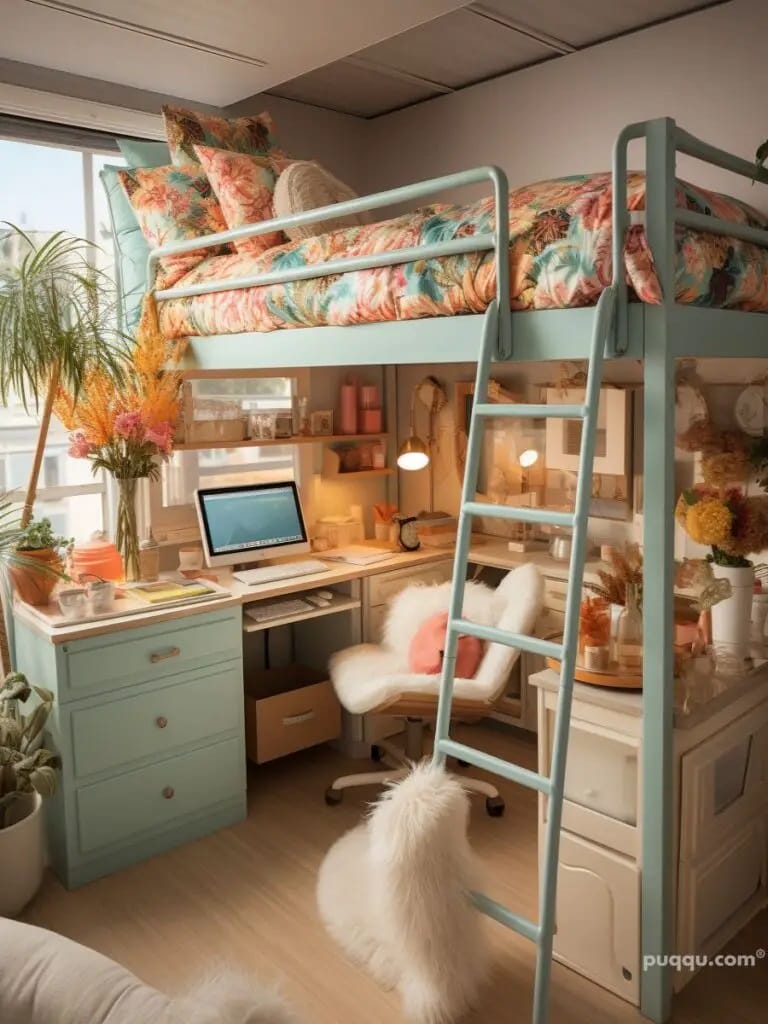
[{"x1": 149, "y1": 117, "x2": 768, "y2": 1023}]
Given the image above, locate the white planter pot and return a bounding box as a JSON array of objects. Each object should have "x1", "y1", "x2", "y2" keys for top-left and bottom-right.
[
  {"x1": 0, "y1": 792, "x2": 44, "y2": 916},
  {"x1": 710, "y1": 565, "x2": 755, "y2": 666}
]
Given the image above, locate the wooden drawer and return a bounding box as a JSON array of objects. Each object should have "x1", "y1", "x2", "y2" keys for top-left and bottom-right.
[
  {"x1": 246, "y1": 680, "x2": 341, "y2": 764},
  {"x1": 75, "y1": 736, "x2": 244, "y2": 854},
  {"x1": 543, "y1": 706, "x2": 640, "y2": 857},
  {"x1": 71, "y1": 663, "x2": 243, "y2": 779},
  {"x1": 679, "y1": 706, "x2": 768, "y2": 862},
  {"x1": 553, "y1": 831, "x2": 640, "y2": 1005},
  {"x1": 62, "y1": 608, "x2": 241, "y2": 699},
  {"x1": 677, "y1": 818, "x2": 767, "y2": 971},
  {"x1": 366, "y1": 561, "x2": 452, "y2": 608}
]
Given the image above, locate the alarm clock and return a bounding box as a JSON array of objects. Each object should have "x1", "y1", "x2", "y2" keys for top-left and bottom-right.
[{"x1": 393, "y1": 514, "x2": 420, "y2": 552}]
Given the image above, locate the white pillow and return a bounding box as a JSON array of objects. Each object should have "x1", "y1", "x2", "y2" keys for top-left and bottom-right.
[{"x1": 272, "y1": 160, "x2": 368, "y2": 240}]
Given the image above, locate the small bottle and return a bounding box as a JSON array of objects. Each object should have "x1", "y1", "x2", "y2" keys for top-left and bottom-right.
[
  {"x1": 139, "y1": 529, "x2": 160, "y2": 582},
  {"x1": 617, "y1": 582, "x2": 643, "y2": 671}
]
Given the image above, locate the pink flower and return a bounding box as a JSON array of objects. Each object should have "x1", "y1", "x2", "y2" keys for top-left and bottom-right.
[
  {"x1": 67, "y1": 431, "x2": 91, "y2": 459},
  {"x1": 144, "y1": 421, "x2": 173, "y2": 454},
  {"x1": 114, "y1": 411, "x2": 142, "y2": 438}
]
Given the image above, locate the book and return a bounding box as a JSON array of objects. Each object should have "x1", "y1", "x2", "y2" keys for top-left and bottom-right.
[{"x1": 129, "y1": 581, "x2": 217, "y2": 605}]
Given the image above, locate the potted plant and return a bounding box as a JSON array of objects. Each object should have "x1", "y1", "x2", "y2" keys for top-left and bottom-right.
[
  {"x1": 5, "y1": 518, "x2": 72, "y2": 607},
  {"x1": 0, "y1": 226, "x2": 125, "y2": 531},
  {"x1": 0, "y1": 672, "x2": 58, "y2": 916}
]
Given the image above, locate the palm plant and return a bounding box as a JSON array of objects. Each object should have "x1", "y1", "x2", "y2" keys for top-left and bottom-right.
[{"x1": 0, "y1": 225, "x2": 126, "y2": 528}]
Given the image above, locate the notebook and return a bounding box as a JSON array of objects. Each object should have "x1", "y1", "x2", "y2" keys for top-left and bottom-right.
[{"x1": 322, "y1": 546, "x2": 394, "y2": 566}]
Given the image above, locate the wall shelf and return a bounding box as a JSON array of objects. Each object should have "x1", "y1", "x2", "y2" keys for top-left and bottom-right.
[
  {"x1": 322, "y1": 468, "x2": 394, "y2": 480},
  {"x1": 174, "y1": 432, "x2": 388, "y2": 452}
]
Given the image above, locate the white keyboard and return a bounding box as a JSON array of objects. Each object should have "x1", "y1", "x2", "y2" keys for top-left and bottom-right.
[
  {"x1": 245, "y1": 599, "x2": 312, "y2": 623},
  {"x1": 233, "y1": 559, "x2": 330, "y2": 586}
]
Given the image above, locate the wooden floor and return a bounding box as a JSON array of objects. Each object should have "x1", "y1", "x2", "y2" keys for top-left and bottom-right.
[{"x1": 23, "y1": 725, "x2": 766, "y2": 1023}]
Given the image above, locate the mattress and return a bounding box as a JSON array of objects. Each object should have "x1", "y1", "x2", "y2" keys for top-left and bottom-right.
[{"x1": 157, "y1": 172, "x2": 768, "y2": 340}]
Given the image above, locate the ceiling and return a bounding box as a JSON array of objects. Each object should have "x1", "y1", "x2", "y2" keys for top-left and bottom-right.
[
  {"x1": 270, "y1": 0, "x2": 727, "y2": 117},
  {"x1": 1, "y1": 0, "x2": 728, "y2": 118}
]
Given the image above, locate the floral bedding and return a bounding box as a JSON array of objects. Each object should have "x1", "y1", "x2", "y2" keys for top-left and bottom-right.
[{"x1": 157, "y1": 172, "x2": 768, "y2": 340}]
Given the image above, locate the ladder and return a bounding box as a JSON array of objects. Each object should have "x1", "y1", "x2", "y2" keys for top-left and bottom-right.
[{"x1": 432, "y1": 284, "x2": 617, "y2": 1024}]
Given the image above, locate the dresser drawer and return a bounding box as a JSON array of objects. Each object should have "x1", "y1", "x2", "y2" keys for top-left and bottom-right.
[
  {"x1": 71, "y1": 663, "x2": 243, "y2": 779},
  {"x1": 62, "y1": 609, "x2": 241, "y2": 699},
  {"x1": 679, "y1": 707, "x2": 768, "y2": 862},
  {"x1": 247, "y1": 680, "x2": 340, "y2": 764},
  {"x1": 366, "y1": 561, "x2": 452, "y2": 608},
  {"x1": 553, "y1": 832, "x2": 639, "y2": 1005},
  {"x1": 76, "y1": 736, "x2": 244, "y2": 854}
]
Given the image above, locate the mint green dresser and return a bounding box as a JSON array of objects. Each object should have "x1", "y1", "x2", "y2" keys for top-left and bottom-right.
[{"x1": 13, "y1": 602, "x2": 247, "y2": 888}]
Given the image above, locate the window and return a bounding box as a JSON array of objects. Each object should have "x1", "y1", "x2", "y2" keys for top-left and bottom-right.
[
  {"x1": 150, "y1": 375, "x2": 309, "y2": 539},
  {"x1": 0, "y1": 131, "x2": 124, "y2": 537}
]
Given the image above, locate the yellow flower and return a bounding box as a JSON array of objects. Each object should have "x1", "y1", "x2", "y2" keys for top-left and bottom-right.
[{"x1": 685, "y1": 498, "x2": 732, "y2": 547}]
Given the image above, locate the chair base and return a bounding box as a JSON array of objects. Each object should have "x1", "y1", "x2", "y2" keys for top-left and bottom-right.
[{"x1": 325, "y1": 733, "x2": 505, "y2": 817}]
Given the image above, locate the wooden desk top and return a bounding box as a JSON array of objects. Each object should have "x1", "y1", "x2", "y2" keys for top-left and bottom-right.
[{"x1": 13, "y1": 545, "x2": 453, "y2": 644}]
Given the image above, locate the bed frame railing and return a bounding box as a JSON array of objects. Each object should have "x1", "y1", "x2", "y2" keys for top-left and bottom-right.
[
  {"x1": 150, "y1": 117, "x2": 768, "y2": 364},
  {"x1": 612, "y1": 117, "x2": 768, "y2": 355},
  {"x1": 148, "y1": 165, "x2": 512, "y2": 357}
]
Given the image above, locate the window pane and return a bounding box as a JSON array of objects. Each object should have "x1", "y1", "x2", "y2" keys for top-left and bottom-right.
[
  {"x1": 92, "y1": 152, "x2": 125, "y2": 277},
  {"x1": 162, "y1": 449, "x2": 294, "y2": 509},
  {"x1": 0, "y1": 139, "x2": 85, "y2": 242},
  {"x1": 34, "y1": 492, "x2": 104, "y2": 541}
]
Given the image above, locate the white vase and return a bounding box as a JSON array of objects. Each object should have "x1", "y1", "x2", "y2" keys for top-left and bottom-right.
[
  {"x1": 0, "y1": 792, "x2": 44, "y2": 916},
  {"x1": 710, "y1": 565, "x2": 755, "y2": 667}
]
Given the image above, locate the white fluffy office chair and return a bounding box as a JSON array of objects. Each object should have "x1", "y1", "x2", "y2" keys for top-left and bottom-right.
[{"x1": 326, "y1": 562, "x2": 544, "y2": 816}]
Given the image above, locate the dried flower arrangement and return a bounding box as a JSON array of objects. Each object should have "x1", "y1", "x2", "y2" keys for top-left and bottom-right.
[
  {"x1": 585, "y1": 542, "x2": 643, "y2": 607},
  {"x1": 578, "y1": 596, "x2": 610, "y2": 653},
  {"x1": 675, "y1": 485, "x2": 768, "y2": 568}
]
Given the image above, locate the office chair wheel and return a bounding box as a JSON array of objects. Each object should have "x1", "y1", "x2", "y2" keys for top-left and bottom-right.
[
  {"x1": 324, "y1": 787, "x2": 343, "y2": 806},
  {"x1": 485, "y1": 795, "x2": 505, "y2": 818},
  {"x1": 370, "y1": 744, "x2": 384, "y2": 763}
]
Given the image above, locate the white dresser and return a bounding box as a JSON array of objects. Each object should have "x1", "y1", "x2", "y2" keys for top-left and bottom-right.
[{"x1": 531, "y1": 668, "x2": 768, "y2": 1003}]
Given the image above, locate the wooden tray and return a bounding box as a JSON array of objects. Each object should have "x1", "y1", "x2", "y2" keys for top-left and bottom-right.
[{"x1": 545, "y1": 657, "x2": 643, "y2": 690}]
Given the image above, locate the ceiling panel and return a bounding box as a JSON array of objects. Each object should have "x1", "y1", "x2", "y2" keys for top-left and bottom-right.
[
  {"x1": 358, "y1": 9, "x2": 555, "y2": 90},
  {"x1": 270, "y1": 62, "x2": 439, "y2": 119},
  {"x1": 477, "y1": 0, "x2": 717, "y2": 48},
  {"x1": 5, "y1": 0, "x2": 468, "y2": 105}
]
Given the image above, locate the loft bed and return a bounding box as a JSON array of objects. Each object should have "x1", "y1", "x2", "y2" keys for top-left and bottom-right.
[{"x1": 145, "y1": 116, "x2": 768, "y2": 1024}]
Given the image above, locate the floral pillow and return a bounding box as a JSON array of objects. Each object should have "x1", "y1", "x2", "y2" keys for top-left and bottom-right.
[
  {"x1": 117, "y1": 163, "x2": 231, "y2": 290},
  {"x1": 163, "y1": 105, "x2": 279, "y2": 166},
  {"x1": 194, "y1": 146, "x2": 284, "y2": 256}
]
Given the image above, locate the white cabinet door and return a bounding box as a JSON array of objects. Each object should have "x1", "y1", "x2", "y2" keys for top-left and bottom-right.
[{"x1": 553, "y1": 831, "x2": 640, "y2": 1005}]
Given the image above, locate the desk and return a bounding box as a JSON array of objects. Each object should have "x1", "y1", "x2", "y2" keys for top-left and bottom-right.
[{"x1": 11, "y1": 546, "x2": 452, "y2": 888}]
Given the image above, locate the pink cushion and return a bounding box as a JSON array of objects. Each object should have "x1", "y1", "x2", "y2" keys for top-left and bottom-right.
[{"x1": 408, "y1": 611, "x2": 483, "y2": 678}]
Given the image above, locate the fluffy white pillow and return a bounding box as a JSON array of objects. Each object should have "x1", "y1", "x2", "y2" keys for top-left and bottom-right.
[{"x1": 272, "y1": 160, "x2": 368, "y2": 240}]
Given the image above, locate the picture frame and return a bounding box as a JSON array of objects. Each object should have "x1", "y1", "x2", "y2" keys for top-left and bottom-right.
[
  {"x1": 454, "y1": 379, "x2": 519, "y2": 479},
  {"x1": 310, "y1": 410, "x2": 334, "y2": 436}
]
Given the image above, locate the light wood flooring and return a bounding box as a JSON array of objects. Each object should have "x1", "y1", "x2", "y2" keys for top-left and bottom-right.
[{"x1": 23, "y1": 725, "x2": 766, "y2": 1023}]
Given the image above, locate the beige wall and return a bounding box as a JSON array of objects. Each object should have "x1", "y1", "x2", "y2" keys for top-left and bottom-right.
[{"x1": 365, "y1": 0, "x2": 768, "y2": 208}]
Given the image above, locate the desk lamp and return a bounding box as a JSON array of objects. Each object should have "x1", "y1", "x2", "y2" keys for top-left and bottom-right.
[{"x1": 397, "y1": 376, "x2": 450, "y2": 518}]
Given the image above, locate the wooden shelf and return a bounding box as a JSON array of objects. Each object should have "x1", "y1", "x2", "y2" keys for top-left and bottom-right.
[
  {"x1": 322, "y1": 468, "x2": 394, "y2": 480},
  {"x1": 174, "y1": 432, "x2": 388, "y2": 452}
]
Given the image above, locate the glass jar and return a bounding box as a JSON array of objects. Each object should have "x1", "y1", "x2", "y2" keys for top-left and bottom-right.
[
  {"x1": 139, "y1": 530, "x2": 160, "y2": 582},
  {"x1": 617, "y1": 582, "x2": 643, "y2": 672}
]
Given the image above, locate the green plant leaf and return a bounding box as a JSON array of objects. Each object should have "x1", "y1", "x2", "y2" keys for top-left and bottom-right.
[
  {"x1": 29, "y1": 765, "x2": 57, "y2": 797},
  {"x1": 681, "y1": 489, "x2": 700, "y2": 506}
]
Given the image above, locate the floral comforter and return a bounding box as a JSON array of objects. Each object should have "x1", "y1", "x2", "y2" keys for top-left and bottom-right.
[{"x1": 157, "y1": 172, "x2": 768, "y2": 339}]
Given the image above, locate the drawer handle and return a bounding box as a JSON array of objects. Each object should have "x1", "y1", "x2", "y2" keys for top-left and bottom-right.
[
  {"x1": 150, "y1": 646, "x2": 181, "y2": 663},
  {"x1": 162, "y1": 786, "x2": 175, "y2": 800},
  {"x1": 156, "y1": 716, "x2": 168, "y2": 729},
  {"x1": 282, "y1": 710, "x2": 315, "y2": 727}
]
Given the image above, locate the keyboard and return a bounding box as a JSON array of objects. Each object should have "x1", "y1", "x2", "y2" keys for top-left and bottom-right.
[
  {"x1": 245, "y1": 599, "x2": 313, "y2": 623},
  {"x1": 233, "y1": 559, "x2": 330, "y2": 586}
]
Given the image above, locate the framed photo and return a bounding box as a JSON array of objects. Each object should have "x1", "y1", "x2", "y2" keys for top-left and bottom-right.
[{"x1": 310, "y1": 410, "x2": 334, "y2": 436}]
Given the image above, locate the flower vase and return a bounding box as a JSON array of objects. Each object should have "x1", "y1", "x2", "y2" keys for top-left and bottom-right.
[
  {"x1": 115, "y1": 476, "x2": 141, "y2": 582},
  {"x1": 710, "y1": 565, "x2": 754, "y2": 667}
]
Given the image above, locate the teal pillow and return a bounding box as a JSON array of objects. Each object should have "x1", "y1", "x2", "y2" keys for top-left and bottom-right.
[
  {"x1": 116, "y1": 138, "x2": 170, "y2": 167},
  {"x1": 100, "y1": 165, "x2": 150, "y2": 335}
]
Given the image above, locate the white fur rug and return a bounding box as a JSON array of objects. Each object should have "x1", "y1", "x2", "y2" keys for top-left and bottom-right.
[{"x1": 316, "y1": 763, "x2": 491, "y2": 1023}]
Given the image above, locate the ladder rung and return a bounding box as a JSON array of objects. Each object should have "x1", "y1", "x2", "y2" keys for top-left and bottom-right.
[
  {"x1": 463, "y1": 502, "x2": 575, "y2": 529},
  {"x1": 473, "y1": 403, "x2": 586, "y2": 419},
  {"x1": 439, "y1": 738, "x2": 552, "y2": 795},
  {"x1": 451, "y1": 619, "x2": 563, "y2": 660},
  {"x1": 472, "y1": 892, "x2": 541, "y2": 943}
]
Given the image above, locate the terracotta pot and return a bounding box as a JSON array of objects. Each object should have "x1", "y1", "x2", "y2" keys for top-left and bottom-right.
[{"x1": 9, "y1": 548, "x2": 62, "y2": 606}]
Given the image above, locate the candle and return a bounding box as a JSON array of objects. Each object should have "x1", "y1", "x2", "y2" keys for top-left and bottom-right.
[{"x1": 340, "y1": 382, "x2": 358, "y2": 434}]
